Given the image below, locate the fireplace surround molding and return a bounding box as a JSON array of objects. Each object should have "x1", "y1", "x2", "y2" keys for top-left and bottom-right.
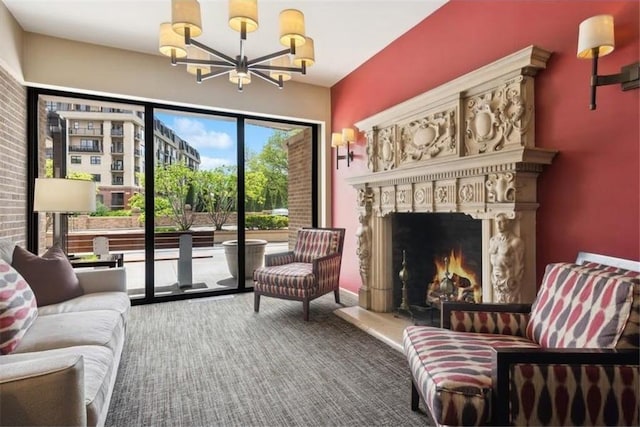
[{"x1": 346, "y1": 45, "x2": 557, "y2": 312}]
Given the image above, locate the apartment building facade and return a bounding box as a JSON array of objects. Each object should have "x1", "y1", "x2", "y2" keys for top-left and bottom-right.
[{"x1": 47, "y1": 103, "x2": 200, "y2": 210}]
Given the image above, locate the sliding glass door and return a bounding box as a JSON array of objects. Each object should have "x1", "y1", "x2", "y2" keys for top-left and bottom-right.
[{"x1": 29, "y1": 88, "x2": 318, "y2": 304}]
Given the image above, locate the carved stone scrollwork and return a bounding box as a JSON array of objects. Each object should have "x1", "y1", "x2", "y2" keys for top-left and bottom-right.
[
  {"x1": 398, "y1": 109, "x2": 457, "y2": 165},
  {"x1": 435, "y1": 186, "x2": 448, "y2": 204},
  {"x1": 464, "y1": 77, "x2": 532, "y2": 155},
  {"x1": 365, "y1": 129, "x2": 376, "y2": 172},
  {"x1": 376, "y1": 126, "x2": 395, "y2": 171},
  {"x1": 459, "y1": 184, "x2": 474, "y2": 203},
  {"x1": 356, "y1": 187, "x2": 374, "y2": 292},
  {"x1": 486, "y1": 173, "x2": 515, "y2": 203}
]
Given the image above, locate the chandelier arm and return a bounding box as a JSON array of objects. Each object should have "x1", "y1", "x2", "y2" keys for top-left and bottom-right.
[
  {"x1": 251, "y1": 70, "x2": 284, "y2": 88},
  {"x1": 251, "y1": 64, "x2": 305, "y2": 74},
  {"x1": 188, "y1": 39, "x2": 238, "y2": 66},
  {"x1": 199, "y1": 68, "x2": 234, "y2": 81},
  {"x1": 246, "y1": 48, "x2": 292, "y2": 66},
  {"x1": 174, "y1": 58, "x2": 235, "y2": 68}
]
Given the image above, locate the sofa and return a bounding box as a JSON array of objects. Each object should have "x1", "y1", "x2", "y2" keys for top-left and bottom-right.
[
  {"x1": 403, "y1": 252, "x2": 639, "y2": 426},
  {"x1": 0, "y1": 243, "x2": 130, "y2": 427}
]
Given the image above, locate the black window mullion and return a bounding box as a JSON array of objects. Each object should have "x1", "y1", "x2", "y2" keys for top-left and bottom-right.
[{"x1": 237, "y1": 118, "x2": 246, "y2": 288}]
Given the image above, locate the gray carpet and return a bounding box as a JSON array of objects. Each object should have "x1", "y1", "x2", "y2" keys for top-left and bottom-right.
[{"x1": 105, "y1": 292, "x2": 431, "y2": 426}]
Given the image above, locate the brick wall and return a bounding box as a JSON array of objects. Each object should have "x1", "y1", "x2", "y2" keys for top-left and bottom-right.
[
  {"x1": 0, "y1": 65, "x2": 27, "y2": 246},
  {"x1": 287, "y1": 128, "x2": 313, "y2": 248}
]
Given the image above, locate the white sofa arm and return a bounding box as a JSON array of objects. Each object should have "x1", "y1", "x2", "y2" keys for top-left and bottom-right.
[
  {"x1": 0, "y1": 354, "x2": 86, "y2": 426},
  {"x1": 76, "y1": 267, "x2": 127, "y2": 294}
]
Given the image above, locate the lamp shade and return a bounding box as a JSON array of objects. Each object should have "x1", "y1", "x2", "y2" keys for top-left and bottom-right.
[
  {"x1": 186, "y1": 46, "x2": 211, "y2": 75},
  {"x1": 269, "y1": 56, "x2": 292, "y2": 82},
  {"x1": 229, "y1": 69, "x2": 251, "y2": 85},
  {"x1": 34, "y1": 179, "x2": 96, "y2": 213},
  {"x1": 229, "y1": 0, "x2": 258, "y2": 33},
  {"x1": 331, "y1": 132, "x2": 343, "y2": 148},
  {"x1": 294, "y1": 36, "x2": 315, "y2": 68},
  {"x1": 159, "y1": 22, "x2": 188, "y2": 58},
  {"x1": 279, "y1": 9, "x2": 306, "y2": 48},
  {"x1": 172, "y1": 0, "x2": 203, "y2": 37},
  {"x1": 577, "y1": 14, "x2": 615, "y2": 59},
  {"x1": 342, "y1": 128, "x2": 355, "y2": 143}
]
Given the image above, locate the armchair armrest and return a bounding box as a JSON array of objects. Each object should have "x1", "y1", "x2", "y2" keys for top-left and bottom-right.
[
  {"x1": 0, "y1": 354, "x2": 87, "y2": 426},
  {"x1": 76, "y1": 267, "x2": 126, "y2": 294},
  {"x1": 442, "y1": 302, "x2": 532, "y2": 335},
  {"x1": 313, "y1": 252, "x2": 342, "y2": 294},
  {"x1": 265, "y1": 251, "x2": 294, "y2": 267},
  {"x1": 491, "y1": 348, "x2": 640, "y2": 426}
]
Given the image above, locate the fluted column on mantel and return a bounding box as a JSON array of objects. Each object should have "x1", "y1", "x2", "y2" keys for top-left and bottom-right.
[{"x1": 369, "y1": 214, "x2": 393, "y2": 312}]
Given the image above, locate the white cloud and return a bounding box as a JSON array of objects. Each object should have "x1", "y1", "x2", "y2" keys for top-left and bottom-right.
[
  {"x1": 171, "y1": 117, "x2": 233, "y2": 150},
  {"x1": 199, "y1": 156, "x2": 231, "y2": 171}
]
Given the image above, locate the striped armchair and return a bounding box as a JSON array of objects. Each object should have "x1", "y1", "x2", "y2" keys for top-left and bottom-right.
[{"x1": 253, "y1": 228, "x2": 345, "y2": 321}]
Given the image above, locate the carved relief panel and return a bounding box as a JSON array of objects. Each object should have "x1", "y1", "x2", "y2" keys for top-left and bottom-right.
[
  {"x1": 396, "y1": 184, "x2": 412, "y2": 212},
  {"x1": 380, "y1": 186, "x2": 395, "y2": 215},
  {"x1": 434, "y1": 180, "x2": 457, "y2": 211},
  {"x1": 397, "y1": 107, "x2": 458, "y2": 166},
  {"x1": 458, "y1": 177, "x2": 485, "y2": 212},
  {"x1": 373, "y1": 126, "x2": 396, "y2": 172},
  {"x1": 413, "y1": 182, "x2": 433, "y2": 213},
  {"x1": 464, "y1": 76, "x2": 534, "y2": 155}
]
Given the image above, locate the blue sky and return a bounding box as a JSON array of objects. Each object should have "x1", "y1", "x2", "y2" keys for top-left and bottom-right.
[{"x1": 155, "y1": 111, "x2": 276, "y2": 171}]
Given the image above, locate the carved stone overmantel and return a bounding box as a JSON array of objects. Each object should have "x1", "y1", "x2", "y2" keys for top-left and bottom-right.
[{"x1": 346, "y1": 46, "x2": 557, "y2": 312}]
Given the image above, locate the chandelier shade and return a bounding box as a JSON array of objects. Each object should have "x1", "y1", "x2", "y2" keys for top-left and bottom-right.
[
  {"x1": 229, "y1": 0, "x2": 259, "y2": 33},
  {"x1": 159, "y1": 0, "x2": 315, "y2": 92},
  {"x1": 171, "y1": 0, "x2": 202, "y2": 37}
]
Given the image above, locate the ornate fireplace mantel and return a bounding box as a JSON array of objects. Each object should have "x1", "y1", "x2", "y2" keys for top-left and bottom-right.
[{"x1": 346, "y1": 45, "x2": 557, "y2": 312}]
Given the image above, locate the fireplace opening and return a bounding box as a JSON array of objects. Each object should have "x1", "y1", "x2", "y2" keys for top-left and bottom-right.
[{"x1": 392, "y1": 213, "x2": 482, "y2": 318}]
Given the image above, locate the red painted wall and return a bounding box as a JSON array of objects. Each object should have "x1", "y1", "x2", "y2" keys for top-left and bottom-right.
[{"x1": 331, "y1": 0, "x2": 639, "y2": 295}]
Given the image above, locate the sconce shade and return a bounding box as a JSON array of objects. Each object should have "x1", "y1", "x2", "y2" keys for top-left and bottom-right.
[
  {"x1": 172, "y1": 0, "x2": 203, "y2": 37},
  {"x1": 229, "y1": 0, "x2": 259, "y2": 33},
  {"x1": 331, "y1": 132, "x2": 343, "y2": 148},
  {"x1": 342, "y1": 128, "x2": 355, "y2": 143},
  {"x1": 33, "y1": 178, "x2": 96, "y2": 213},
  {"x1": 186, "y1": 46, "x2": 211, "y2": 75},
  {"x1": 577, "y1": 14, "x2": 615, "y2": 59},
  {"x1": 269, "y1": 56, "x2": 292, "y2": 82},
  {"x1": 279, "y1": 9, "x2": 306, "y2": 48},
  {"x1": 294, "y1": 37, "x2": 315, "y2": 67},
  {"x1": 159, "y1": 22, "x2": 188, "y2": 58}
]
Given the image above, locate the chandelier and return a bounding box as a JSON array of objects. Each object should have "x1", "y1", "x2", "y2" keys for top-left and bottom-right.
[{"x1": 159, "y1": 0, "x2": 315, "y2": 92}]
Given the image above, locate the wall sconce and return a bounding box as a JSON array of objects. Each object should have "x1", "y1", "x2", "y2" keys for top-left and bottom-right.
[
  {"x1": 331, "y1": 128, "x2": 355, "y2": 169},
  {"x1": 577, "y1": 14, "x2": 640, "y2": 110}
]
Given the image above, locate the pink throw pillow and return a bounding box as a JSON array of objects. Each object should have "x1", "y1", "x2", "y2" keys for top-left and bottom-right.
[
  {"x1": 11, "y1": 245, "x2": 83, "y2": 307},
  {"x1": 0, "y1": 260, "x2": 38, "y2": 354}
]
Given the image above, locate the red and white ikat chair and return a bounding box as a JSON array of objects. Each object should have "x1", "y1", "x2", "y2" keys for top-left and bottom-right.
[{"x1": 253, "y1": 228, "x2": 345, "y2": 321}]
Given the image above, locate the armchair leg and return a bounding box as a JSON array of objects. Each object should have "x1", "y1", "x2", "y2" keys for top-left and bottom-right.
[
  {"x1": 303, "y1": 299, "x2": 310, "y2": 321},
  {"x1": 334, "y1": 289, "x2": 340, "y2": 304},
  {"x1": 411, "y1": 380, "x2": 420, "y2": 411},
  {"x1": 254, "y1": 292, "x2": 260, "y2": 313}
]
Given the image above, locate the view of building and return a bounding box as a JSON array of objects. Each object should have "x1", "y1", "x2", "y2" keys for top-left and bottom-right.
[{"x1": 46, "y1": 103, "x2": 200, "y2": 210}]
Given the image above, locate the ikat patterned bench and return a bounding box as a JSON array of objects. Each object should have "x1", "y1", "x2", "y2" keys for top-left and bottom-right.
[{"x1": 403, "y1": 252, "x2": 640, "y2": 426}]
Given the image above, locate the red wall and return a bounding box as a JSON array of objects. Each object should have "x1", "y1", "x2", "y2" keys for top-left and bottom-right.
[{"x1": 331, "y1": 0, "x2": 639, "y2": 295}]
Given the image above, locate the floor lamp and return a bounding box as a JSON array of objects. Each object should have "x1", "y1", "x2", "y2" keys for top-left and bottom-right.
[{"x1": 33, "y1": 178, "x2": 97, "y2": 254}]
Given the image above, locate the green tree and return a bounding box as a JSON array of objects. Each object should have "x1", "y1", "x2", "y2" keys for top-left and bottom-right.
[
  {"x1": 154, "y1": 162, "x2": 200, "y2": 231},
  {"x1": 247, "y1": 131, "x2": 289, "y2": 210},
  {"x1": 198, "y1": 166, "x2": 237, "y2": 230}
]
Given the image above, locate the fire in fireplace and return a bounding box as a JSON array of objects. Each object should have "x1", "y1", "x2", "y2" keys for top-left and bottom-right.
[
  {"x1": 427, "y1": 248, "x2": 481, "y2": 304},
  {"x1": 392, "y1": 213, "x2": 482, "y2": 311}
]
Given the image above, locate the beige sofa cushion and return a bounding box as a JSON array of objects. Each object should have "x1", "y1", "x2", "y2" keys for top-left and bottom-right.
[
  {"x1": 13, "y1": 310, "x2": 124, "y2": 355},
  {"x1": 1, "y1": 345, "x2": 114, "y2": 427},
  {"x1": 38, "y1": 292, "x2": 130, "y2": 324}
]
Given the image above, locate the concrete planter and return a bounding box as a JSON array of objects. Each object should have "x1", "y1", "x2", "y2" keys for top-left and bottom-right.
[{"x1": 222, "y1": 239, "x2": 267, "y2": 279}]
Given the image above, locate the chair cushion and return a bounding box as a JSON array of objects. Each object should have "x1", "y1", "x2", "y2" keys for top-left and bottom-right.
[
  {"x1": 526, "y1": 263, "x2": 635, "y2": 349},
  {"x1": 11, "y1": 245, "x2": 83, "y2": 307},
  {"x1": 403, "y1": 325, "x2": 538, "y2": 426},
  {"x1": 0, "y1": 261, "x2": 38, "y2": 354},
  {"x1": 293, "y1": 229, "x2": 339, "y2": 263},
  {"x1": 253, "y1": 262, "x2": 314, "y2": 291}
]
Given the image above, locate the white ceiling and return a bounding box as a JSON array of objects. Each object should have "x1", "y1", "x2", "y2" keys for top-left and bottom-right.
[{"x1": 3, "y1": 0, "x2": 448, "y2": 88}]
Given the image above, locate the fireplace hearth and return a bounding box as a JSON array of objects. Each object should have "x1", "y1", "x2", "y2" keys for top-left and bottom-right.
[{"x1": 346, "y1": 46, "x2": 557, "y2": 313}]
